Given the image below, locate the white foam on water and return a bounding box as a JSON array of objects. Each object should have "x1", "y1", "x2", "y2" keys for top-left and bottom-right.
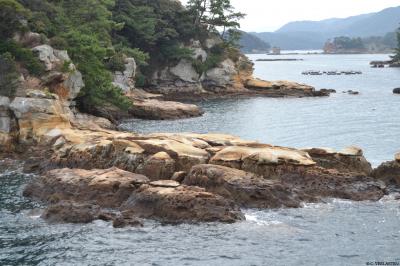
[{"x1": 244, "y1": 212, "x2": 283, "y2": 226}]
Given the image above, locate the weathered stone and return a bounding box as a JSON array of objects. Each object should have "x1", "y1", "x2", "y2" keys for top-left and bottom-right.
[
  {"x1": 245, "y1": 79, "x2": 321, "y2": 97},
  {"x1": 121, "y1": 184, "x2": 244, "y2": 223},
  {"x1": 42, "y1": 200, "x2": 143, "y2": 228},
  {"x1": 205, "y1": 59, "x2": 237, "y2": 87},
  {"x1": 185, "y1": 164, "x2": 385, "y2": 208},
  {"x1": 113, "y1": 57, "x2": 136, "y2": 93},
  {"x1": 62, "y1": 70, "x2": 84, "y2": 100},
  {"x1": 210, "y1": 146, "x2": 315, "y2": 178},
  {"x1": 281, "y1": 167, "x2": 386, "y2": 202},
  {"x1": 9, "y1": 97, "x2": 71, "y2": 142},
  {"x1": 184, "y1": 164, "x2": 301, "y2": 208},
  {"x1": 169, "y1": 59, "x2": 200, "y2": 82},
  {"x1": 129, "y1": 99, "x2": 204, "y2": 120},
  {"x1": 71, "y1": 112, "x2": 115, "y2": 130},
  {"x1": 136, "y1": 152, "x2": 176, "y2": 180},
  {"x1": 42, "y1": 201, "x2": 101, "y2": 224},
  {"x1": 32, "y1": 45, "x2": 59, "y2": 71},
  {"x1": 23, "y1": 167, "x2": 149, "y2": 207},
  {"x1": 303, "y1": 146, "x2": 372, "y2": 175}
]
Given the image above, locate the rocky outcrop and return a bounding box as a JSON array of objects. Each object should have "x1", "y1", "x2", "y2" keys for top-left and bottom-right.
[
  {"x1": 129, "y1": 98, "x2": 204, "y2": 120},
  {"x1": 372, "y1": 153, "x2": 400, "y2": 186},
  {"x1": 24, "y1": 167, "x2": 244, "y2": 224},
  {"x1": 23, "y1": 167, "x2": 149, "y2": 207},
  {"x1": 121, "y1": 184, "x2": 244, "y2": 223},
  {"x1": 245, "y1": 79, "x2": 329, "y2": 97},
  {"x1": 147, "y1": 36, "x2": 329, "y2": 100},
  {"x1": 184, "y1": 164, "x2": 302, "y2": 208},
  {"x1": 393, "y1": 88, "x2": 400, "y2": 94},
  {"x1": 184, "y1": 164, "x2": 385, "y2": 208},
  {"x1": 31, "y1": 45, "x2": 84, "y2": 101},
  {"x1": 209, "y1": 145, "x2": 315, "y2": 178},
  {"x1": 302, "y1": 147, "x2": 372, "y2": 175},
  {"x1": 9, "y1": 97, "x2": 71, "y2": 143}
]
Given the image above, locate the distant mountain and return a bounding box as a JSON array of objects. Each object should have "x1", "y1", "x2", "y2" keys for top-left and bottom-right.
[
  {"x1": 238, "y1": 31, "x2": 271, "y2": 54},
  {"x1": 252, "y1": 6, "x2": 400, "y2": 50}
]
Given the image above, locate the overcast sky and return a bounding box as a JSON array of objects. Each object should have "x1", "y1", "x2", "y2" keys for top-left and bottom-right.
[{"x1": 179, "y1": 0, "x2": 400, "y2": 32}]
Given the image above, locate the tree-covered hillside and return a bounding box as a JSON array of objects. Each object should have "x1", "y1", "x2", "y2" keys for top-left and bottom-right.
[{"x1": 0, "y1": 0, "x2": 244, "y2": 112}]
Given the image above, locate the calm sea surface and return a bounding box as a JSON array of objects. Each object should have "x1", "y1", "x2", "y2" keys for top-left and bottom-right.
[{"x1": 2, "y1": 54, "x2": 400, "y2": 265}]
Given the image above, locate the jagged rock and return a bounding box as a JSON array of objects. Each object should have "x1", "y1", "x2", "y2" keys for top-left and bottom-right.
[
  {"x1": 302, "y1": 146, "x2": 372, "y2": 175},
  {"x1": 169, "y1": 59, "x2": 200, "y2": 82},
  {"x1": 23, "y1": 167, "x2": 149, "y2": 207},
  {"x1": 61, "y1": 70, "x2": 84, "y2": 100},
  {"x1": 112, "y1": 57, "x2": 136, "y2": 93},
  {"x1": 32, "y1": 45, "x2": 60, "y2": 71},
  {"x1": 121, "y1": 184, "x2": 244, "y2": 223},
  {"x1": 129, "y1": 99, "x2": 204, "y2": 120},
  {"x1": 393, "y1": 88, "x2": 400, "y2": 94},
  {"x1": 32, "y1": 44, "x2": 84, "y2": 100},
  {"x1": 205, "y1": 59, "x2": 237, "y2": 87}
]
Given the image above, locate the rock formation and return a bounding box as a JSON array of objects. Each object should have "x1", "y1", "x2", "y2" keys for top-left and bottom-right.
[
  {"x1": 1, "y1": 32, "x2": 392, "y2": 228},
  {"x1": 372, "y1": 153, "x2": 400, "y2": 186},
  {"x1": 147, "y1": 39, "x2": 329, "y2": 100}
]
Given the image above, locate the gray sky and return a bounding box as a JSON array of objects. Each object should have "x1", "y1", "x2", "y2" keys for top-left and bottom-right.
[{"x1": 180, "y1": 0, "x2": 400, "y2": 32}]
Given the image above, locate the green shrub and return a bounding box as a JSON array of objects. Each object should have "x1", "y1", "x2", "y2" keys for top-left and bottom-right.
[
  {"x1": 0, "y1": 52, "x2": 19, "y2": 97},
  {"x1": 0, "y1": 40, "x2": 45, "y2": 76},
  {"x1": 0, "y1": 0, "x2": 29, "y2": 39},
  {"x1": 160, "y1": 44, "x2": 194, "y2": 63},
  {"x1": 107, "y1": 53, "x2": 126, "y2": 72}
]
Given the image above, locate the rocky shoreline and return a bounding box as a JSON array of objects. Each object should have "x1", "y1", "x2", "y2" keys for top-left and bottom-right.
[
  {"x1": 1, "y1": 112, "x2": 399, "y2": 227},
  {"x1": 1, "y1": 32, "x2": 399, "y2": 229}
]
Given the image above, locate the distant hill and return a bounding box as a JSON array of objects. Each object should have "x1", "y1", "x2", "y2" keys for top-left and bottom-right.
[
  {"x1": 238, "y1": 31, "x2": 271, "y2": 54},
  {"x1": 252, "y1": 6, "x2": 400, "y2": 50}
]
